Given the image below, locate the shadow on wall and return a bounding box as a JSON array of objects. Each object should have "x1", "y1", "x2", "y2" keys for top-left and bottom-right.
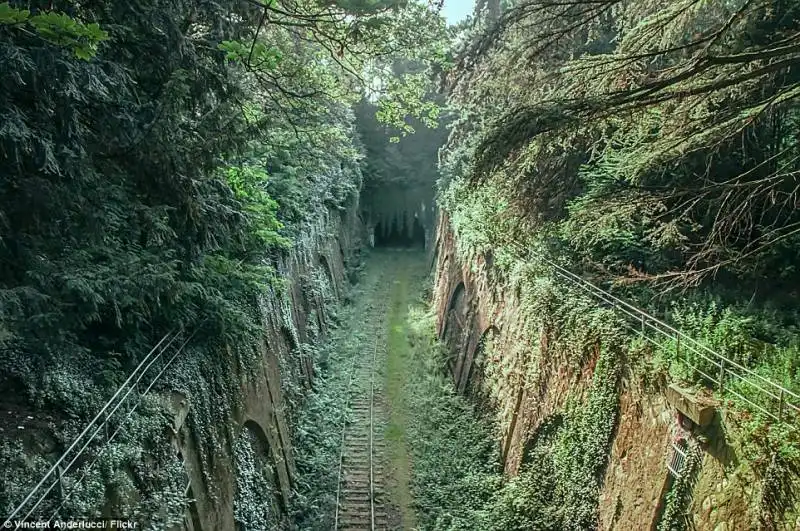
[
  {"x1": 441, "y1": 282, "x2": 469, "y2": 378},
  {"x1": 241, "y1": 419, "x2": 285, "y2": 512},
  {"x1": 460, "y1": 325, "x2": 500, "y2": 396}
]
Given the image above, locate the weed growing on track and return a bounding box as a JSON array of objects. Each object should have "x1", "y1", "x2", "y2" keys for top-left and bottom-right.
[
  {"x1": 404, "y1": 304, "x2": 502, "y2": 529},
  {"x1": 289, "y1": 254, "x2": 391, "y2": 530}
]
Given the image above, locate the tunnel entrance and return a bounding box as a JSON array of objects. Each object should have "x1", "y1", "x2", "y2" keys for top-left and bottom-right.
[{"x1": 374, "y1": 214, "x2": 426, "y2": 248}]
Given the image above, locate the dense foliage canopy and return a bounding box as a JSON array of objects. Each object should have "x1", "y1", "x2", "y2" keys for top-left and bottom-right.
[
  {"x1": 0, "y1": 0, "x2": 446, "y2": 402},
  {"x1": 443, "y1": 0, "x2": 800, "y2": 294},
  {"x1": 0, "y1": 0, "x2": 447, "y2": 523},
  {"x1": 436, "y1": 1, "x2": 800, "y2": 528},
  {"x1": 3, "y1": 0, "x2": 799, "y2": 527},
  {"x1": 440, "y1": 0, "x2": 800, "y2": 406}
]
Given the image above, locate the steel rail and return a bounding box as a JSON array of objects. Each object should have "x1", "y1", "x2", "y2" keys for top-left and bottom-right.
[
  {"x1": 333, "y1": 305, "x2": 384, "y2": 531},
  {"x1": 333, "y1": 345, "x2": 361, "y2": 531},
  {"x1": 369, "y1": 319, "x2": 377, "y2": 531}
]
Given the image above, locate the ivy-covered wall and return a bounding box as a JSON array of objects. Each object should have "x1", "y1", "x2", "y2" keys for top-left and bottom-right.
[
  {"x1": 0, "y1": 203, "x2": 362, "y2": 531},
  {"x1": 432, "y1": 212, "x2": 799, "y2": 530},
  {"x1": 165, "y1": 205, "x2": 361, "y2": 531}
]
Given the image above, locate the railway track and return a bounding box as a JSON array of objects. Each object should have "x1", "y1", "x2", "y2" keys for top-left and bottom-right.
[{"x1": 334, "y1": 302, "x2": 390, "y2": 531}]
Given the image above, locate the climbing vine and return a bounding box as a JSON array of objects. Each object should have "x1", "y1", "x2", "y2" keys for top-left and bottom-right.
[
  {"x1": 552, "y1": 347, "x2": 621, "y2": 529},
  {"x1": 233, "y1": 428, "x2": 282, "y2": 531},
  {"x1": 657, "y1": 442, "x2": 704, "y2": 531},
  {"x1": 404, "y1": 295, "x2": 622, "y2": 530}
]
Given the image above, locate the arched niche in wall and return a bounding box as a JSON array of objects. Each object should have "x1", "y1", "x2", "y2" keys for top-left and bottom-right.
[
  {"x1": 459, "y1": 325, "x2": 500, "y2": 396},
  {"x1": 299, "y1": 279, "x2": 311, "y2": 315},
  {"x1": 440, "y1": 282, "x2": 469, "y2": 377},
  {"x1": 233, "y1": 420, "x2": 285, "y2": 528},
  {"x1": 439, "y1": 281, "x2": 464, "y2": 339},
  {"x1": 242, "y1": 420, "x2": 273, "y2": 461},
  {"x1": 433, "y1": 255, "x2": 451, "y2": 338}
]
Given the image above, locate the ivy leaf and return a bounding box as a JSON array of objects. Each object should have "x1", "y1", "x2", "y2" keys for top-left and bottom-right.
[
  {"x1": 218, "y1": 40, "x2": 248, "y2": 61},
  {"x1": 218, "y1": 40, "x2": 282, "y2": 69}
]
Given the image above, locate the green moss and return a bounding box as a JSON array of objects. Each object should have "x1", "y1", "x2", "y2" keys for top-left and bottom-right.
[{"x1": 384, "y1": 266, "x2": 417, "y2": 530}]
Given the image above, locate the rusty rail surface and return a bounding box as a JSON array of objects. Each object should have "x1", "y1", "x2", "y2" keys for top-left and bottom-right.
[{"x1": 334, "y1": 303, "x2": 389, "y2": 531}]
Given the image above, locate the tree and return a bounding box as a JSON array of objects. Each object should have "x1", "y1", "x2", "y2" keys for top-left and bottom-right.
[{"x1": 442, "y1": 0, "x2": 800, "y2": 292}]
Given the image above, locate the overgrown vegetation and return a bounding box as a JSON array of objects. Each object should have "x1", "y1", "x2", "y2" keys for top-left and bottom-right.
[
  {"x1": 403, "y1": 303, "x2": 501, "y2": 529},
  {"x1": 436, "y1": 0, "x2": 800, "y2": 526},
  {"x1": 383, "y1": 258, "x2": 418, "y2": 528},
  {"x1": 403, "y1": 296, "x2": 622, "y2": 530},
  {"x1": 289, "y1": 263, "x2": 387, "y2": 530},
  {"x1": 233, "y1": 427, "x2": 283, "y2": 531},
  {"x1": 0, "y1": 0, "x2": 448, "y2": 525},
  {"x1": 657, "y1": 441, "x2": 703, "y2": 531},
  {"x1": 4, "y1": 0, "x2": 800, "y2": 527},
  {"x1": 441, "y1": 0, "x2": 800, "y2": 394}
]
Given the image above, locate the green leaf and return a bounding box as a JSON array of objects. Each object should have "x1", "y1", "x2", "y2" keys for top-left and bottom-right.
[{"x1": 0, "y1": 2, "x2": 30, "y2": 24}]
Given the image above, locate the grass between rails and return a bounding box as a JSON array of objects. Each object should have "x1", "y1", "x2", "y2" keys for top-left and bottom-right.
[
  {"x1": 291, "y1": 249, "x2": 424, "y2": 530},
  {"x1": 384, "y1": 260, "x2": 417, "y2": 530},
  {"x1": 290, "y1": 255, "x2": 388, "y2": 530}
]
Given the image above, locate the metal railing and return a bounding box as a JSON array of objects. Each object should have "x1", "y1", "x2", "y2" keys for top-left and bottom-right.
[
  {"x1": 3, "y1": 327, "x2": 196, "y2": 528},
  {"x1": 667, "y1": 441, "x2": 687, "y2": 478},
  {"x1": 505, "y1": 242, "x2": 799, "y2": 428},
  {"x1": 543, "y1": 258, "x2": 800, "y2": 425}
]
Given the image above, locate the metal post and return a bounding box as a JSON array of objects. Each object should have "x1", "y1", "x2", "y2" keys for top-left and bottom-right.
[
  {"x1": 676, "y1": 336, "x2": 680, "y2": 360},
  {"x1": 717, "y1": 359, "x2": 726, "y2": 393},
  {"x1": 778, "y1": 389, "x2": 785, "y2": 422},
  {"x1": 641, "y1": 314, "x2": 645, "y2": 334}
]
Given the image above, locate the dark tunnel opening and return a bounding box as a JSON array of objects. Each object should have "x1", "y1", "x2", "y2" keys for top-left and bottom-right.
[{"x1": 374, "y1": 214, "x2": 426, "y2": 248}]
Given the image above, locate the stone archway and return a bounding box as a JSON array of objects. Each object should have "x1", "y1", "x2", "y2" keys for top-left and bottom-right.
[
  {"x1": 520, "y1": 413, "x2": 564, "y2": 469},
  {"x1": 440, "y1": 282, "x2": 464, "y2": 338},
  {"x1": 441, "y1": 282, "x2": 469, "y2": 378},
  {"x1": 233, "y1": 420, "x2": 285, "y2": 530},
  {"x1": 459, "y1": 325, "x2": 500, "y2": 395}
]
